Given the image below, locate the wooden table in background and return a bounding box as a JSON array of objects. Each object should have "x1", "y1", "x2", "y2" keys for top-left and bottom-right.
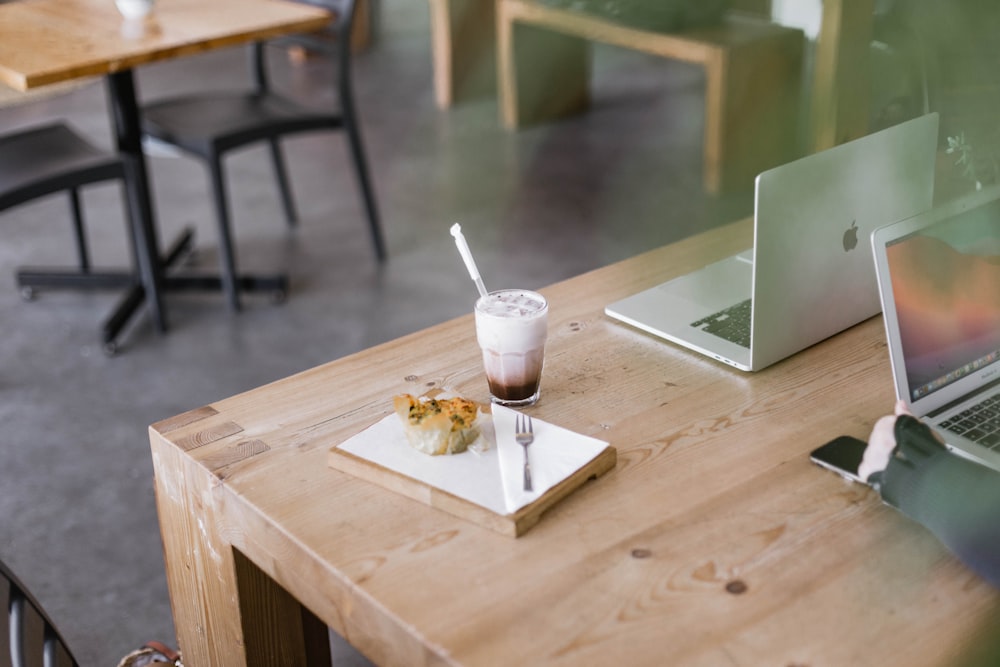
[
  {"x1": 150, "y1": 218, "x2": 1000, "y2": 666},
  {"x1": 0, "y1": 0, "x2": 331, "y2": 346}
]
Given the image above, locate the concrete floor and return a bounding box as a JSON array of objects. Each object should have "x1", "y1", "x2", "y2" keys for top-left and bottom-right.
[{"x1": 0, "y1": 4, "x2": 753, "y2": 664}]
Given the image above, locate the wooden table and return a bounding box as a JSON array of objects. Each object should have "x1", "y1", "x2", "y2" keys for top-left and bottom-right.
[
  {"x1": 0, "y1": 0, "x2": 331, "y2": 350},
  {"x1": 150, "y1": 218, "x2": 1000, "y2": 666}
]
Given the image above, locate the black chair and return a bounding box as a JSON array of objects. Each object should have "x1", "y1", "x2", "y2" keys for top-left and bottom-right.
[
  {"x1": 2, "y1": 553, "x2": 182, "y2": 666},
  {"x1": 0, "y1": 123, "x2": 124, "y2": 287},
  {"x1": 2, "y1": 555, "x2": 79, "y2": 667},
  {"x1": 0, "y1": 122, "x2": 142, "y2": 354},
  {"x1": 140, "y1": 0, "x2": 385, "y2": 311}
]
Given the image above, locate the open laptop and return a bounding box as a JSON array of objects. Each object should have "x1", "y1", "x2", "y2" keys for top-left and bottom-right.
[
  {"x1": 605, "y1": 112, "x2": 940, "y2": 371},
  {"x1": 872, "y1": 184, "x2": 1000, "y2": 471}
]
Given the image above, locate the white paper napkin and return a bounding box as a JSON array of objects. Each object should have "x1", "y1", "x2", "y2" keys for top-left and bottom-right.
[
  {"x1": 492, "y1": 405, "x2": 610, "y2": 513},
  {"x1": 336, "y1": 411, "x2": 507, "y2": 514},
  {"x1": 335, "y1": 406, "x2": 610, "y2": 516}
]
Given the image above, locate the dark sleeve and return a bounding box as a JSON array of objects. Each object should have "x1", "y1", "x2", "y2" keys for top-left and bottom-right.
[{"x1": 877, "y1": 415, "x2": 1000, "y2": 588}]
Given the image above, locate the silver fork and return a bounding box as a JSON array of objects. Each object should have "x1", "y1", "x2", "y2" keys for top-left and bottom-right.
[{"x1": 515, "y1": 412, "x2": 534, "y2": 492}]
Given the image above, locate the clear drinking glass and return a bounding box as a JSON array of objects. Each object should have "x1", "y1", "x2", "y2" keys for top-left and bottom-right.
[
  {"x1": 474, "y1": 289, "x2": 548, "y2": 407},
  {"x1": 115, "y1": 0, "x2": 154, "y2": 20}
]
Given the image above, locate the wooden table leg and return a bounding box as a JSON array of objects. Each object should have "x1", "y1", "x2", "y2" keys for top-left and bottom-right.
[
  {"x1": 234, "y1": 551, "x2": 333, "y2": 667},
  {"x1": 151, "y1": 431, "x2": 331, "y2": 667},
  {"x1": 428, "y1": 0, "x2": 497, "y2": 108},
  {"x1": 497, "y1": 3, "x2": 589, "y2": 129}
]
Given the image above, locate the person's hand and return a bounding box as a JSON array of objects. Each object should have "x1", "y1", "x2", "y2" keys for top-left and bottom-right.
[{"x1": 858, "y1": 400, "x2": 912, "y2": 482}]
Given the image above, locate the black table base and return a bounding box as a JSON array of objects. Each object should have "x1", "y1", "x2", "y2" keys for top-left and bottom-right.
[{"x1": 16, "y1": 227, "x2": 287, "y2": 355}]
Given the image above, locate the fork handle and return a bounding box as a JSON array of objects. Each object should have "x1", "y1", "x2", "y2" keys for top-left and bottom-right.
[{"x1": 523, "y1": 449, "x2": 533, "y2": 492}]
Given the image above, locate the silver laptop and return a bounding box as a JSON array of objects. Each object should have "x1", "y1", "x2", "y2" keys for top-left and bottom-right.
[
  {"x1": 605, "y1": 112, "x2": 940, "y2": 372},
  {"x1": 872, "y1": 184, "x2": 1000, "y2": 471}
]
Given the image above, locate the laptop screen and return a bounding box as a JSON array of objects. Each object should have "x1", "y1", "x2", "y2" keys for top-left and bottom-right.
[{"x1": 885, "y1": 197, "x2": 1000, "y2": 401}]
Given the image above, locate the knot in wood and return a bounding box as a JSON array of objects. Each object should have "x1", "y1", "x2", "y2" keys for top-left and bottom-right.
[{"x1": 725, "y1": 579, "x2": 748, "y2": 595}]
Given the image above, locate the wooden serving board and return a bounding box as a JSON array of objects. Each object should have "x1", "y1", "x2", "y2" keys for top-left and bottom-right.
[{"x1": 328, "y1": 432, "x2": 616, "y2": 537}]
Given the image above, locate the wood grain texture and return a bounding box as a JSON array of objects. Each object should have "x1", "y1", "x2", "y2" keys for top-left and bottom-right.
[
  {"x1": 151, "y1": 405, "x2": 218, "y2": 433},
  {"x1": 0, "y1": 0, "x2": 331, "y2": 91},
  {"x1": 496, "y1": 1, "x2": 804, "y2": 193},
  {"x1": 152, "y1": 219, "x2": 1000, "y2": 666}
]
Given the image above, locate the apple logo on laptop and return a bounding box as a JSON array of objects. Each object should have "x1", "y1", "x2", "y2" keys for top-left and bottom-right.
[{"x1": 842, "y1": 220, "x2": 859, "y2": 251}]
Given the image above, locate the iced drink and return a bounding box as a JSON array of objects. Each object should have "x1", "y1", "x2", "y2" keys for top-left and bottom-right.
[{"x1": 475, "y1": 289, "x2": 548, "y2": 407}]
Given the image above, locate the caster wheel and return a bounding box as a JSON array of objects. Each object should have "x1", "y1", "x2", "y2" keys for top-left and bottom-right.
[
  {"x1": 271, "y1": 289, "x2": 287, "y2": 304},
  {"x1": 102, "y1": 341, "x2": 119, "y2": 357},
  {"x1": 20, "y1": 286, "x2": 35, "y2": 301}
]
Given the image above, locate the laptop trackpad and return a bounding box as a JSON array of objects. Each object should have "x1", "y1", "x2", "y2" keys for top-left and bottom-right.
[
  {"x1": 656, "y1": 254, "x2": 753, "y2": 319},
  {"x1": 606, "y1": 253, "x2": 752, "y2": 334}
]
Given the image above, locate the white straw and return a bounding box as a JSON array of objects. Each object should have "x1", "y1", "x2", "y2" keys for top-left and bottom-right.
[{"x1": 450, "y1": 223, "x2": 488, "y2": 299}]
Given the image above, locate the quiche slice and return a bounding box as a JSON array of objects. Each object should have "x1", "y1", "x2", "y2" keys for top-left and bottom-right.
[{"x1": 393, "y1": 394, "x2": 481, "y2": 456}]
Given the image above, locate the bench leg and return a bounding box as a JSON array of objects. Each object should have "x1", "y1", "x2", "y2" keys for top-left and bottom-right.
[
  {"x1": 428, "y1": 0, "x2": 497, "y2": 108},
  {"x1": 811, "y1": 0, "x2": 875, "y2": 151},
  {"x1": 497, "y1": 11, "x2": 590, "y2": 129},
  {"x1": 704, "y1": 30, "x2": 804, "y2": 193}
]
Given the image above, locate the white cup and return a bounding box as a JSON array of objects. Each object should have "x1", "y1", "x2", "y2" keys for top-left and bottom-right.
[
  {"x1": 475, "y1": 289, "x2": 548, "y2": 407},
  {"x1": 115, "y1": 0, "x2": 154, "y2": 20}
]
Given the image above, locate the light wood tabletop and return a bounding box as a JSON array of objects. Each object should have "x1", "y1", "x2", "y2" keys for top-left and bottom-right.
[
  {"x1": 0, "y1": 0, "x2": 331, "y2": 91},
  {"x1": 150, "y1": 219, "x2": 1000, "y2": 666}
]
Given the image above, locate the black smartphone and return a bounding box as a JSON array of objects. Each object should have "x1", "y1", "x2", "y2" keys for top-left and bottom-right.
[{"x1": 809, "y1": 435, "x2": 868, "y2": 484}]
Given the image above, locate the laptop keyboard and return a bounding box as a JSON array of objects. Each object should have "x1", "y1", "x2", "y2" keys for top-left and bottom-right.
[
  {"x1": 939, "y1": 395, "x2": 1000, "y2": 449},
  {"x1": 691, "y1": 299, "x2": 751, "y2": 348}
]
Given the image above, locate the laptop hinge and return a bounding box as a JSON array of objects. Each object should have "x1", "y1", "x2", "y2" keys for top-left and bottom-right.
[{"x1": 927, "y1": 376, "x2": 1000, "y2": 418}]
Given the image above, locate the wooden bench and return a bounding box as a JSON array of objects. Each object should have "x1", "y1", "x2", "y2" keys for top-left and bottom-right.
[
  {"x1": 496, "y1": 1, "x2": 805, "y2": 193},
  {"x1": 428, "y1": 0, "x2": 497, "y2": 109}
]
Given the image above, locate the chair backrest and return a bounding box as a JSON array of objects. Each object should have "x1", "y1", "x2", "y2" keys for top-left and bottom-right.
[
  {"x1": 1, "y1": 556, "x2": 79, "y2": 667},
  {"x1": 295, "y1": 0, "x2": 357, "y2": 37},
  {"x1": 272, "y1": 0, "x2": 358, "y2": 55},
  {"x1": 253, "y1": 0, "x2": 359, "y2": 92}
]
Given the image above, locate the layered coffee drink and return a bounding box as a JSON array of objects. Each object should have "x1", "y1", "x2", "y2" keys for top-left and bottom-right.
[{"x1": 474, "y1": 290, "x2": 548, "y2": 407}]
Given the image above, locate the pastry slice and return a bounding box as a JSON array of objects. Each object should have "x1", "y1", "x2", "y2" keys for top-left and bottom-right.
[{"x1": 393, "y1": 394, "x2": 481, "y2": 455}]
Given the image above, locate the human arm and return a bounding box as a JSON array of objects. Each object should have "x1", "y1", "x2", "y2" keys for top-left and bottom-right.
[{"x1": 861, "y1": 405, "x2": 1000, "y2": 588}]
